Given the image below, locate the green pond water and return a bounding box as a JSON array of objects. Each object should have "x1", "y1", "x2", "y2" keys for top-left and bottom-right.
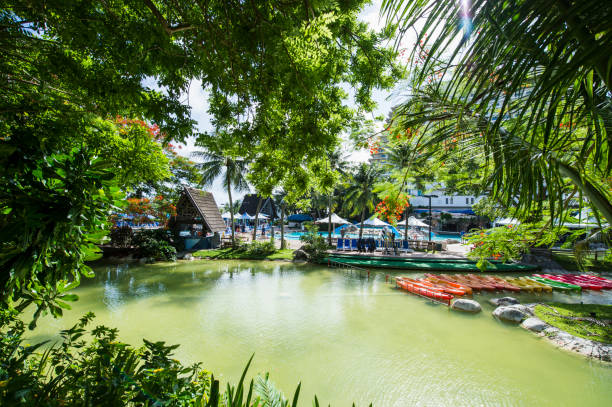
[{"x1": 27, "y1": 261, "x2": 612, "y2": 406}]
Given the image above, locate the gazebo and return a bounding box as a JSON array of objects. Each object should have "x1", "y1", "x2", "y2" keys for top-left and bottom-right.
[{"x1": 169, "y1": 186, "x2": 225, "y2": 249}]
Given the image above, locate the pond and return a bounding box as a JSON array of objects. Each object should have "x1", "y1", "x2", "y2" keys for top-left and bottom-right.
[{"x1": 28, "y1": 261, "x2": 612, "y2": 406}]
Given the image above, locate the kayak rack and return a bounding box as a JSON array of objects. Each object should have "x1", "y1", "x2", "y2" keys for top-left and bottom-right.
[
  {"x1": 327, "y1": 259, "x2": 370, "y2": 279},
  {"x1": 394, "y1": 280, "x2": 451, "y2": 307}
]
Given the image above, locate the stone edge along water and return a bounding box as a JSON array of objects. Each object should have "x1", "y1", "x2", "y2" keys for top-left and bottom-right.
[{"x1": 518, "y1": 304, "x2": 612, "y2": 362}]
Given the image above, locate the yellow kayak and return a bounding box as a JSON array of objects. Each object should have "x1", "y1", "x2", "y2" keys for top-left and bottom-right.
[
  {"x1": 504, "y1": 276, "x2": 541, "y2": 292},
  {"x1": 519, "y1": 276, "x2": 553, "y2": 293}
]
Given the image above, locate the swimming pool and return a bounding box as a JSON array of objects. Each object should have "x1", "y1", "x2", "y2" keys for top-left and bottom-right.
[{"x1": 274, "y1": 231, "x2": 461, "y2": 242}]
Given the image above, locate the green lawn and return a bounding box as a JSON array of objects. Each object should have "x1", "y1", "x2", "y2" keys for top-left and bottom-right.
[
  {"x1": 552, "y1": 252, "x2": 612, "y2": 272},
  {"x1": 534, "y1": 303, "x2": 612, "y2": 343},
  {"x1": 192, "y1": 248, "x2": 294, "y2": 261}
]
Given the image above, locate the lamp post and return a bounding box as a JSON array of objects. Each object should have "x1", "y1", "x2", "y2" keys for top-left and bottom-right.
[{"x1": 423, "y1": 194, "x2": 438, "y2": 241}]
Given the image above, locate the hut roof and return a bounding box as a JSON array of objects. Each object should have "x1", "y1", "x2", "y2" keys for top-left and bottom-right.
[
  {"x1": 183, "y1": 187, "x2": 226, "y2": 232},
  {"x1": 238, "y1": 194, "x2": 277, "y2": 218}
]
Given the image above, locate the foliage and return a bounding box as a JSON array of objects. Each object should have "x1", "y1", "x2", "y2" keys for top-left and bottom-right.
[
  {"x1": 0, "y1": 309, "x2": 313, "y2": 406},
  {"x1": 345, "y1": 164, "x2": 383, "y2": 237},
  {"x1": 131, "y1": 230, "x2": 177, "y2": 262},
  {"x1": 464, "y1": 223, "x2": 565, "y2": 270},
  {"x1": 110, "y1": 226, "x2": 135, "y2": 248},
  {"x1": 551, "y1": 252, "x2": 612, "y2": 273},
  {"x1": 382, "y1": 0, "x2": 612, "y2": 225},
  {"x1": 534, "y1": 303, "x2": 612, "y2": 344},
  {"x1": 299, "y1": 223, "x2": 329, "y2": 262},
  {"x1": 241, "y1": 241, "x2": 276, "y2": 257}
]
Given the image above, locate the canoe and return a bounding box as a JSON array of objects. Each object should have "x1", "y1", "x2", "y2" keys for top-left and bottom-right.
[
  {"x1": 450, "y1": 274, "x2": 493, "y2": 291},
  {"x1": 528, "y1": 276, "x2": 581, "y2": 292},
  {"x1": 465, "y1": 274, "x2": 502, "y2": 291},
  {"x1": 503, "y1": 277, "x2": 541, "y2": 292},
  {"x1": 412, "y1": 278, "x2": 468, "y2": 296},
  {"x1": 560, "y1": 275, "x2": 612, "y2": 289},
  {"x1": 536, "y1": 274, "x2": 603, "y2": 291},
  {"x1": 518, "y1": 277, "x2": 552, "y2": 293},
  {"x1": 425, "y1": 274, "x2": 473, "y2": 295},
  {"x1": 582, "y1": 275, "x2": 612, "y2": 289},
  {"x1": 480, "y1": 275, "x2": 522, "y2": 292},
  {"x1": 395, "y1": 278, "x2": 453, "y2": 303}
]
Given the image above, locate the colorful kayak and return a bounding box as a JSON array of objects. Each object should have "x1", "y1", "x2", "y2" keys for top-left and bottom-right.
[
  {"x1": 478, "y1": 275, "x2": 522, "y2": 292},
  {"x1": 503, "y1": 277, "x2": 541, "y2": 292},
  {"x1": 395, "y1": 277, "x2": 453, "y2": 304},
  {"x1": 518, "y1": 277, "x2": 553, "y2": 293},
  {"x1": 584, "y1": 275, "x2": 612, "y2": 289},
  {"x1": 425, "y1": 274, "x2": 473, "y2": 295},
  {"x1": 536, "y1": 274, "x2": 603, "y2": 291},
  {"x1": 461, "y1": 274, "x2": 498, "y2": 291},
  {"x1": 528, "y1": 276, "x2": 581, "y2": 292},
  {"x1": 450, "y1": 274, "x2": 494, "y2": 291}
]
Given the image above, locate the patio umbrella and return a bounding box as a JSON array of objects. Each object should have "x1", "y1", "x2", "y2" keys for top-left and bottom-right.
[
  {"x1": 363, "y1": 216, "x2": 390, "y2": 227},
  {"x1": 221, "y1": 212, "x2": 232, "y2": 219},
  {"x1": 314, "y1": 213, "x2": 350, "y2": 225},
  {"x1": 398, "y1": 216, "x2": 429, "y2": 227}
]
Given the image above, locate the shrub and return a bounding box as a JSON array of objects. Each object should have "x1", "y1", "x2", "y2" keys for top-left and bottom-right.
[
  {"x1": 131, "y1": 229, "x2": 177, "y2": 261},
  {"x1": 299, "y1": 223, "x2": 329, "y2": 261},
  {"x1": 0, "y1": 309, "x2": 306, "y2": 406},
  {"x1": 243, "y1": 241, "x2": 276, "y2": 257},
  {"x1": 109, "y1": 225, "x2": 134, "y2": 247}
]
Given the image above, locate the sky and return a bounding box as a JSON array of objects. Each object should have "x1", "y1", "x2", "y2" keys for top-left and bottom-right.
[{"x1": 174, "y1": 0, "x2": 403, "y2": 206}]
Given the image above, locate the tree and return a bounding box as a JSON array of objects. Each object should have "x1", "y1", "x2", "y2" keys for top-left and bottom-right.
[
  {"x1": 273, "y1": 191, "x2": 288, "y2": 249},
  {"x1": 193, "y1": 143, "x2": 250, "y2": 247},
  {"x1": 345, "y1": 164, "x2": 383, "y2": 239},
  {"x1": 381, "y1": 0, "x2": 612, "y2": 225},
  {"x1": 221, "y1": 200, "x2": 242, "y2": 215},
  {"x1": 322, "y1": 150, "x2": 349, "y2": 244}
]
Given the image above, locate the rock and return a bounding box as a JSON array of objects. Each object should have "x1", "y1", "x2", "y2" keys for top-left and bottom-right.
[
  {"x1": 493, "y1": 305, "x2": 527, "y2": 323},
  {"x1": 292, "y1": 249, "x2": 309, "y2": 261},
  {"x1": 451, "y1": 299, "x2": 482, "y2": 313},
  {"x1": 521, "y1": 317, "x2": 548, "y2": 333},
  {"x1": 489, "y1": 297, "x2": 520, "y2": 307}
]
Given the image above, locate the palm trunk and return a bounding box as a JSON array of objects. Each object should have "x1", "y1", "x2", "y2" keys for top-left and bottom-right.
[
  {"x1": 557, "y1": 161, "x2": 612, "y2": 225},
  {"x1": 280, "y1": 203, "x2": 286, "y2": 250},
  {"x1": 227, "y1": 176, "x2": 235, "y2": 247},
  {"x1": 252, "y1": 197, "x2": 263, "y2": 241},
  {"x1": 328, "y1": 193, "x2": 333, "y2": 245},
  {"x1": 404, "y1": 207, "x2": 409, "y2": 242},
  {"x1": 359, "y1": 208, "x2": 365, "y2": 239}
]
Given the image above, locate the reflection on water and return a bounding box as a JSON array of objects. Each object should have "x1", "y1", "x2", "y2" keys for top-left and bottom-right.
[{"x1": 28, "y1": 261, "x2": 612, "y2": 407}]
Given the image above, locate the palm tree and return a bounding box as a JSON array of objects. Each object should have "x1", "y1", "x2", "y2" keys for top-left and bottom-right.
[
  {"x1": 345, "y1": 163, "x2": 383, "y2": 239},
  {"x1": 385, "y1": 142, "x2": 414, "y2": 241},
  {"x1": 193, "y1": 148, "x2": 249, "y2": 247},
  {"x1": 381, "y1": 0, "x2": 612, "y2": 225},
  {"x1": 325, "y1": 149, "x2": 349, "y2": 245},
  {"x1": 272, "y1": 190, "x2": 287, "y2": 249}
]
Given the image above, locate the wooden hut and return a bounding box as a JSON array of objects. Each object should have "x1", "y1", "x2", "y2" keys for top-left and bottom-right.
[
  {"x1": 170, "y1": 186, "x2": 225, "y2": 249},
  {"x1": 238, "y1": 194, "x2": 277, "y2": 219}
]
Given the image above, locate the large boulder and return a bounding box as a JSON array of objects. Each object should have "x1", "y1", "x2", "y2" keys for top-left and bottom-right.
[
  {"x1": 292, "y1": 249, "x2": 309, "y2": 261},
  {"x1": 451, "y1": 299, "x2": 482, "y2": 313},
  {"x1": 489, "y1": 297, "x2": 520, "y2": 307},
  {"x1": 521, "y1": 317, "x2": 548, "y2": 333},
  {"x1": 493, "y1": 305, "x2": 528, "y2": 323}
]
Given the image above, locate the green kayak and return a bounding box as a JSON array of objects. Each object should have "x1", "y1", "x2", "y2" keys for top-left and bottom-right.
[{"x1": 527, "y1": 276, "x2": 581, "y2": 292}]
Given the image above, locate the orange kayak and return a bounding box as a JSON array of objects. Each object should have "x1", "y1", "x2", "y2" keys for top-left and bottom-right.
[
  {"x1": 395, "y1": 278, "x2": 453, "y2": 304},
  {"x1": 483, "y1": 275, "x2": 521, "y2": 292},
  {"x1": 425, "y1": 274, "x2": 473, "y2": 295},
  {"x1": 460, "y1": 274, "x2": 497, "y2": 291},
  {"x1": 450, "y1": 274, "x2": 494, "y2": 291},
  {"x1": 406, "y1": 278, "x2": 468, "y2": 296}
]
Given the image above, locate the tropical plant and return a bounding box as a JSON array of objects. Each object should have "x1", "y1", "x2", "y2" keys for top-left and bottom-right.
[
  {"x1": 345, "y1": 164, "x2": 383, "y2": 238},
  {"x1": 273, "y1": 191, "x2": 288, "y2": 250},
  {"x1": 299, "y1": 223, "x2": 329, "y2": 262},
  {"x1": 193, "y1": 140, "x2": 250, "y2": 247},
  {"x1": 381, "y1": 0, "x2": 612, "y2": 226},
  {"x1": 131, "y1": 229, "x2": 177, "y2": 262},
  {"x1": 323, "y1": 149, "x2": 350, "y2": 245}
]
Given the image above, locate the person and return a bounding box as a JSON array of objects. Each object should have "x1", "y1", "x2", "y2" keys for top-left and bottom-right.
[{"x1": 261, "y1": 224, "x2": 266, "y2": 237}]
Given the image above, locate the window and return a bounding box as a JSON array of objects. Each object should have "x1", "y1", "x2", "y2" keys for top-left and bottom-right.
[
  {"x1": 450, "y1": 198, "x2": 453, "y2": 204},
  {"x1": 471, "y1": 197, "x2": 475, "y2": 204},
  {"x1": 445, "y1": 198, "x2": 448, "y2": 204},
  {"x1": 466, "y1": 197, "x2": 469, "y2": 204}
]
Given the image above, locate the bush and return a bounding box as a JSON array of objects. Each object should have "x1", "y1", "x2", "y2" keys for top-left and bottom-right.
[
  {"x1": 299, "y1": 223, "x2": 329, "y2": 261},
  {"x1": 131, "y1": 229, "x2": 177, "y2": 261},
  {"x1": 0, "y1": 309, "x2": 307, "y2": 407},
  {"x1": 109, "y1": 225, "x2": 134, "y2": 247},
  {"x1": 243, "y1": 241, "x2": 276, "y2": 257}
]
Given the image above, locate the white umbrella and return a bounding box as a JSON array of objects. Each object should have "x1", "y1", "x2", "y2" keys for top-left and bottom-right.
[
  {"x1": 258, "y1": 213, "x2": 269, "y2": 219},
  {"x1": 363, "y1": 216, "x2": 390, "y2": 227},
  {"x1": 314, "y1": 213, "x2": 350, "y2": 225},
  {"x1": 239, "y1": 212, "x2": 254, "y2": 220},
  {"x1": 399, "y1": 216, "x2": 429, "y2": 227},
  {"x1": 221, "y1": 212, "x2": 233, "y2": 219}
]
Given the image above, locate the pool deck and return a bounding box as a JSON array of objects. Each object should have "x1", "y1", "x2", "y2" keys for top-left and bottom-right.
[{"x1": 328, "y1": 243, "x2": 471, "y2": 259}]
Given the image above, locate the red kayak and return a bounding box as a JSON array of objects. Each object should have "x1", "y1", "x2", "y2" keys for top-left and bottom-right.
[
  {"x1": 479, "y1": 275, "x2": 521, "y2": 292},
  {"x1": 396, "y1": 277, "x2": 453, "y2": 304},
  {"x1": 536, "y1": 274, "x2": 604, "y2": 291},
  {"x1": 461, "y1": 274, "x2": 497, "y2": 291},
  {"x1": 401, "y1": 277, "x2": 468, "y2": 296},
  {"x1": 583, "y1": 275, "x2": 612, "y2": 289}
]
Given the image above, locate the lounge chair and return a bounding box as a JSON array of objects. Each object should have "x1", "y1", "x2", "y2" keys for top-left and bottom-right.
[
  {"x1": 351, "y1": 239, "x2": 358, "y2": 251},
  {"x1": 344, "y1": 238, "x2": 351, "y2": 251},
  {"x1": 336, "y1": 239, "x2": 343, "y2": 251}
]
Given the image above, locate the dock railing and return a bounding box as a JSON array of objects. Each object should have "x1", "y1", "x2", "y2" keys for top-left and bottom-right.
[{"x1": 326, "y1": 258, "x2": 370, "y2": 279}]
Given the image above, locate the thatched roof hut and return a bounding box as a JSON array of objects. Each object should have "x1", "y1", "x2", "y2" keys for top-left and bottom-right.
[
  {"x1": 171, "y1": 186, "x2": 225, "y2": 234},
  {"x1": 238, "y1": 194, "x2": 277, "y2": 219}
]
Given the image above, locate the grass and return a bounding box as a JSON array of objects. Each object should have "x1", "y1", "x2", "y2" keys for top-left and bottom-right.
[
  {"x1": 552, "y1": 252, "x2": 612, "y2": 272},
  {"x1": 192, "y1": 248, "x2": 294, "y2": 261},
  {"x1": 534, "y1": 303, "x2": 612, "y2": 343}
]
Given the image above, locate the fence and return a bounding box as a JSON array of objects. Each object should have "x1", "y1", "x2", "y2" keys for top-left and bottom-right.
[{"x1": 326, "y1": 258, "x2": 370, "y2": 279}]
